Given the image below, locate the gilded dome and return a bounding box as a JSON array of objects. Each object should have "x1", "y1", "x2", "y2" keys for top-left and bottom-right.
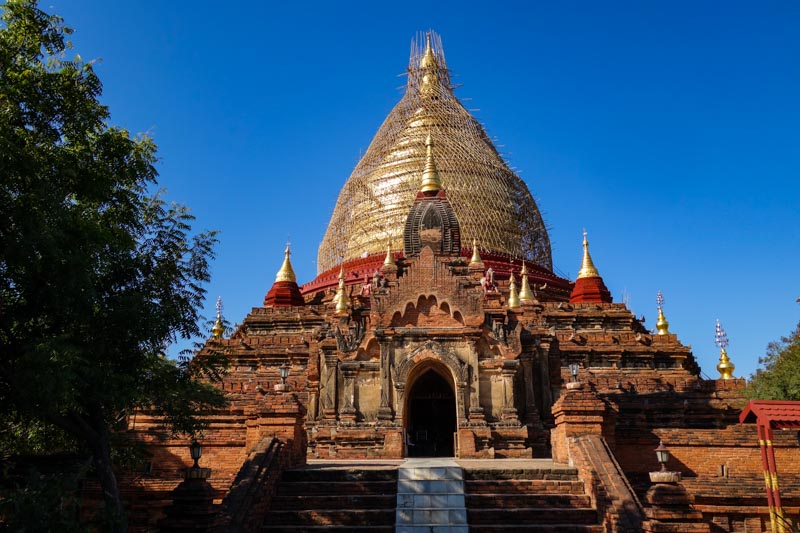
[{"x1": 317, "y1": 32, "x2": 552, "y2": 274}]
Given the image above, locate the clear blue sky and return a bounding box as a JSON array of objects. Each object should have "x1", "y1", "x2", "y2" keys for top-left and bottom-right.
[{"x1": 51, "y1": 1, "x2": 799, "y2": 379}]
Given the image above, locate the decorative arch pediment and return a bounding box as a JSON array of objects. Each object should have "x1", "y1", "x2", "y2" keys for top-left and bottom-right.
[
  {"x1": 395, "y1": 340, "x2": 468, "y2": 386},
  {"x1": 389, "y1": 294, "x2": 465, "y2": 327}
]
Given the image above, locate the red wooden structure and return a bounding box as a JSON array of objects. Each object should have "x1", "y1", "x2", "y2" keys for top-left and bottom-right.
[{"x1": 740, "y1": 400, "x2": 800, "y2": 533}]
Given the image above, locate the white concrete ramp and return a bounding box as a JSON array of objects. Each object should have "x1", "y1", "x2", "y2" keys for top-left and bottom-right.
[{"x1": 395, "y1": 458, "x2": 467, "y2": 533}]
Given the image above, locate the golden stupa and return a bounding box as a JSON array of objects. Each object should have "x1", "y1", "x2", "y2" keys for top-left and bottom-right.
[{"x1": 317, "y1": 32, "x2": 552, "y2": 274}]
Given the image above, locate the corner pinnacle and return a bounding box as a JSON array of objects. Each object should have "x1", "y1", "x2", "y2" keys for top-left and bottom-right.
[
  {"x1": 275, "y1": 244, "x2": 297, "y2": 283},
  {"x1": 577, "y1": 229, "x2": 601, "y2": 279}
]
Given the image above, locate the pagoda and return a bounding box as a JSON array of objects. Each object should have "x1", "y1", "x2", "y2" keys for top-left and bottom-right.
[{"x1": 125, "y1": 32, "x2": 799, "y2": 533}]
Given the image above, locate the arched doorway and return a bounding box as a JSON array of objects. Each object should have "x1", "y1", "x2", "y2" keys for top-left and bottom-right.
[{"x1": 405, "y1": 368, "x2": 457, "y2": 457}]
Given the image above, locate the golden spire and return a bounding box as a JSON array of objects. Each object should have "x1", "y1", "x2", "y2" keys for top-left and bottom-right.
[
  {"x1": 508, "y1": 272, "x2": 520, "y2": 309},
  {"x1": 420, "y1": 32, "x2": 437, "y2": 69},
  {"x1": 715, "y1": 319, "x2": 735, "y2": 379},
  {"x1": 577, "y1": 229, "x2": 601, "y2": 279},
  {"x1": 420, "y1": 134, "x2": 442, "y2": 192},
  {"x1": 383, "y1": 240, "x2": 396, "y2": 266},
  {"x1": 275, "y1": 243, "x2": 297, "y2": 283},
  {"x1": 470, "y1": 239, "x2": 483, "y2": 264},
  {"x1": 519, "y1": 262, "x2": 535, "y2": 303},
  {"x1": 420, "y1": 32, "x2": 442, "y2": 95},
  {"x1": 334, "y1": 266, "x2": 350, "y2": 314},
  {"x1": 211, "y1": 296, "x2": 224, "y2": 339},
  {"x1": 655, "y1": 291, "x2": 670, "y2": 335}
]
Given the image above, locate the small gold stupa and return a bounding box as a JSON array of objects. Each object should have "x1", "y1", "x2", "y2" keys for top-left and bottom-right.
[
  {"x1": 715, "y1": 319, "x2": 735, "y2": 380},
  {"x1": 655, "y1": 291, "x2": 670, "y2": 335}
]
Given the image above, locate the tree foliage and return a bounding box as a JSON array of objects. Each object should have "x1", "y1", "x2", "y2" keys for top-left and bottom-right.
[
  {"x1": 747, "y1": 322, "x2": 800, "y2": 401},
  {"x1": 0, "y1": 1, "x2": 227, "y2": 528},
  {"x1": 1, "y1": 459, "x2": 90, "y2": 533}
]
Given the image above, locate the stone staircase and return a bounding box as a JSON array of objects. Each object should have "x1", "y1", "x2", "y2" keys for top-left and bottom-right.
[
  {"x1": 396, "y1": 458, "x2": 468, "y2": 532},
  {"x1": 261, "y1": 463, "x2": 398, "y2": 531},
  {"x1": 260, "y1": 459, "x2": 603, "y2": 532},
  {"x1": 463, "y1": 462, "x2": 602, "y2": 532}
]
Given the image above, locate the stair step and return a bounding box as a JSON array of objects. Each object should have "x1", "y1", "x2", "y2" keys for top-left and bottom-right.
[
  {"x1": 464, "y1": 468, "x2": 579, "y2": 481},
  {"x1": 396, "y1": 507, "x2": 468, "y2": 525},
  {"x1": 468, "y1": 508, "x2": 598, "y2": 525},
  {"x1": 399, "y1": 466, "x2": 463, "y2": 480},
  {"x1": 466, "y1": 493, "x2": 592, "y2": 508},
  {"x1": 466, "y1": 479, "x2": 586, "y2": 494},
  {"x1": 398, "y1": 492, "x2": 465, "y2": 508},
  {"x1": 277, "y1": 480, "x2": 396, "y2": 496},
  {"x1": 281, "y1": 468, "x2": 397, "y2": 482},
  {"x1": 271, "y1": 494, "x2": 395, "y2": 510},
  {"x1": 263, "y1": 509, "x2": 395, "y2": 526},
  {"x1": 469, "y1": 525, "x2": 604, "y2": 532},
  {"x1": 397, "y1": 527, "x2": 468, "y2": 533},
  {"x1": 263, "y1": 527, "x2": 394, "y2": 532},
  {"x1": 398, "y1": 479, "x2": 464, "y2": 494}
]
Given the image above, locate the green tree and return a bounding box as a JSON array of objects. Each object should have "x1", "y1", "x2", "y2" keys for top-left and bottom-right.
[
  {"x1": 0, "y1": 1, "x2": 227, "y2": 529},
  {"x1": 747, "y1": 322, "x2": 800, "y2": 401}
]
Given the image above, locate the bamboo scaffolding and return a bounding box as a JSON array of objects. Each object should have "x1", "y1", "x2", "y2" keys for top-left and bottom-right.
[{"x1": 318, "y1": 31, "x2": 552, "y2": 274}]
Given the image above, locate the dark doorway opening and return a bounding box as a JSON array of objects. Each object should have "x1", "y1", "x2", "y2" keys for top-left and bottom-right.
[{"x1": 406, "y1": 369, "x2": 456, "y2": 457}]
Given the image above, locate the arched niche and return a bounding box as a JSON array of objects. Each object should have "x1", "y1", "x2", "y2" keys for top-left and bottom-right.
[
  {"x1": 403, "y1": 195, "x2": 461, "y2": 257},
  {"x1": 356, "y1": 338, "x2": 380, "y2": 361},
  {"x1": 476, "y1": 336, "x2": 502, "y2": 359}
]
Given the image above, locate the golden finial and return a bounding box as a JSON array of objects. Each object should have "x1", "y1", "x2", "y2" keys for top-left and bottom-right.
[
  {"x1": 655, "y1": 291, "x2": 670, "y2": 335},
  {"x1": 470, "y1": 239, "x2": 483, "y2": 265},
  {"x1": 519, "y1": 262, "x2": 535, "y2": 303},
  {"x1": 715, "y1": 319, "x2": 735, "y2": 379},
  {"x1": 420, "y1": 32, "x2": 441, "y2": 95},
  {"x1": 508, "y1": 272, "x2": 520, "y2": 309},
  {"x1": 420, "y1": 32, "x2": 437, "y2": 69},
  {"x1": 275, "y1": 242, "x2": 297, "y2": 283},
  {"x1": 577, "y1": 229, "x2": 601, "y2": 279},
  {"x1": 420, "y1": 134, "x2": 442, "y2": 192},
  {"x1": 211, "y1": 296, "x2": 224, "y2": 339},
  {"x1": 334, "y1": 266, "x2": 350, "y2": 314},
  {"x1": 383, "y1": 240, "x2": 396, "y2": 266}
]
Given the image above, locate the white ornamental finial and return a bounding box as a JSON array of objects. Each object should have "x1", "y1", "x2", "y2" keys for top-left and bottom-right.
[
  {"x1": 656, "y1": 290, "x2": 664, "y2": 311},
  {"x1": 715, "y1": 319, "x2": 729, "y2": 351},
  {"x1": 211, "y1": 296, "x2": 225, "y2": 339}
]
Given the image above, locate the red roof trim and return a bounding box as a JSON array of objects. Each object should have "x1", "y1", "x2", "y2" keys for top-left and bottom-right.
[
  {"x1": 300, "y1": 249, "x2": 572, "y2": 296},
  {"x1": 739, "y1": 399, "x2": 800, "y2": 429}
]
